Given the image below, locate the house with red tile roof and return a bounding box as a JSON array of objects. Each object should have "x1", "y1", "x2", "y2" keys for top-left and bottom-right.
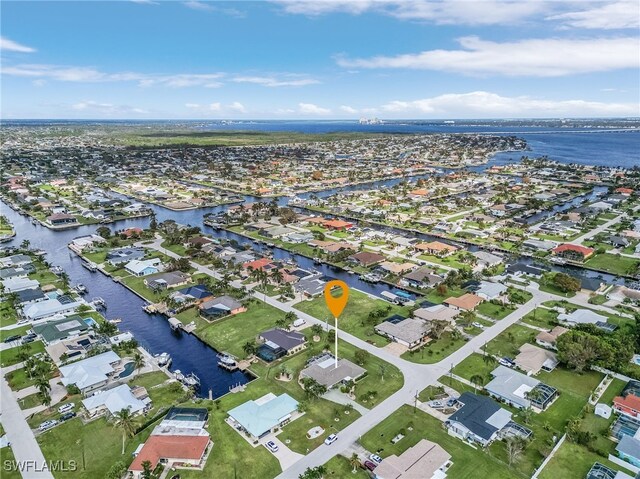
[
  {"x1": 615, "y1": 187, "x2": 634, "y2": 196},
  {"x1": 415, "y1": 241, "x2": 459, "y2": 257},
  {"x1": 444, "y1": 293, "x2": 483, "y2": 311},
  {"x1": 129, "y1": 435, "x2": 211, "y2": 477},
  {"x1": 324, "y1": 219, "x2": 353, "y2": 230},
  {"x1": 242, "y1": 258, "x2": 275, "y2": 272},
  {"x1": 552, "y1": 244, "x2": 595, "y2": 261},
  {"x1": 613, "y1": 394, "x2": 640, "y2": 418}
]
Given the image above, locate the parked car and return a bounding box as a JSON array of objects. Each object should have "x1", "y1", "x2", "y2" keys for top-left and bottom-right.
[
  {"x1": 499, "y1": 357, "x2": 515, "y2": 367},
  {"x1": 364, "y1": 461, "x2": 377, "y2": 471},
  {"x1": 58, "y1": 403, "x2": 74, "y2": 414},
  {"x1": 472, "y1": 322, "x2": 484, "y2": 329},
  {"x1": 427, "y1": 400, "x2": 444, "y2": 409},
  {"x1": 4, "y1": 334, "x2": 22, "y2": 343},
  {"x1": 369, "y1": 454, "x2": 383, "y2": 464},
  {"x1": 21, "y1": 334, "x2": 37, "y2": 344},
  {"x1": 38, "y1": 420, "x2": 58, "y2": 431},
  {"x1": 446, "y1": 397, "x2": 458, "y2": 408},
  {"x1": 324, "y1": 433, "x2": 338, "y2": 445},
  {"x1": 292, "y1": 318, "x2": 306, "y2": 328},
  {"x1": 265, "y1": 441, "x2": 279, "y2": 453},
  {"x1": 60, "y1": 412, "x2": 76, "y2": 421}
]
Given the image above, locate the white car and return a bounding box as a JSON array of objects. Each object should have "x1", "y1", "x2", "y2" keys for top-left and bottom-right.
[
  {"x1": 369, "y1": 454, "x2": 383, "y2": 464},
  {"x1": 324, "y1": 433, "x2": 338, "y2": 445},
  {"x1": 38, "y1": 420, "x2": 58, "y2": 432},
  {"x1": 265, "y1": 441, "x2": 279, "y2": 453},
  {"x1": 58, "y1": 403, "x2": 74, "y2": 414}
]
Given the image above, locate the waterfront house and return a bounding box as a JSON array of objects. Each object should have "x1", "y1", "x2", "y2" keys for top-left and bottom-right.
[
  {"x1": 144, "y1": 271, "x2": 191, "y2": 290},
  {"x1": 324, "y1": 219, "x2": 353, "y2": 230},
  {"x1": 47, "y1": 213, "x2": 78, "y2": 226},
  {"x1": 173, "y1": 284, "x2": 214, "y2": 305},
  {"x1": 125, "y1": 258, "x2": 162, "y2": 277},
  {"x1": 199, "y1": 296, "x2": 246, "y2": 320},
  {"x1": 227, "y1": 393, "x2": 299, "y2": 441},
  {"x1": 59, "y1": 350, "x2": 121, "y2": 395},
  {"x1": 551, "y1": 244, "x2": 595, "y2": 261},
  {"x1": 1, "y1": 277, "x2": 40, "y2": 293},
  {"x1": 400, "y1": 267, "x2": 443, "y2": 289},
  {"x1": 0, "y1": 254, "x2": 32, "y2": 268},
  {"x1": 106, "y1": 247, "x2": 145, "y2": 266},
  {"x1": 22, "y1": 297, "x2": 83, "y2": 321},
  {"x1": 373, "y1": 439, "x2": 451, "y2": 479},
  {"x1": 0, "y1": 265, "x2": 36, "y2": 280},
  {"x1": 299, "y1": 353, "x2": 366, "y2": 388},
  {"x1": 33, "y1": 315, "x2": 90, "y2": 345},
  {"x1": 257, "y1": 328, "x2": 306, "y2": 361},
  {"x1": 348, "y1": 251, "x2": 386, "y2": 267},
  {"x1": 15, "y1": 287, "x2": 46, "y2": 305},
  {"x1": 415, "y1": 241, "x2": 459, "y2": 257}
]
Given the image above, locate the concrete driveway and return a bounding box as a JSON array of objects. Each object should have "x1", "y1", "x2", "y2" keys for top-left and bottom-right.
[{"x1": 261, "y1": 436, "x2": 305, "y2": 471}]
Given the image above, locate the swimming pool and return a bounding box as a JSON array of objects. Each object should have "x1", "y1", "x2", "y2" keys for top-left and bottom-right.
[
  {"x1": 119, "y1": 362, "x2": 135, "y2": 378},
  {"x1": 83, "y1": 317, "x2": 98, "y2": 328}
]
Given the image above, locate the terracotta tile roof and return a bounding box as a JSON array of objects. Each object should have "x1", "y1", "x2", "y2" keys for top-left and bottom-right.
[
  {"x1": 552, "y1": 244, "x2": 595, "y2": 256},
  {"x1": 614, "y1": 394, "x2": 640, "y2": 412},
  {"x1": 242, "y1": 258, "x2": 274, "y2": 270},
  {"x1": 444, "y1": 293, "x2": 483, "y2": 310},
  {"x1": 129, "y1": 435, "x2": 209, "y2": 472}
]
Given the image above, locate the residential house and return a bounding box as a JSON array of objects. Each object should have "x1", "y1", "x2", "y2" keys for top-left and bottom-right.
[
  {"x1": 472, "y1": 251, "x2": 503, "y2": 268},
  {"x1": 227, "y1": 393, "x2": 299, "y2": 441},
  {"x1": 172, "y1": 284, "x2": 214, "y2": 305},
  {"x1": 15, "y1": 287, "x2": 46, "y2": 305},
  {"x1": 413, "y1": 305, "x2": 459, "y2": 324},
  {"x1": 400, "y1": 267, "x2": 443, "y2": 289},
  {"x1": 125, "y1": 258, "x2": 162, "y2": 277},
  {"x1": 444, "y1": 293, "x2": 483, "y2": 311},
  {"x1": 375, "y1": 317, "x2": 427, "y2": 350},
  {"x1": 257, "y1": 328, "x2": 306, "y2": 361},
  {"x1": 445, "y1": 393, "x2": 514, "y2": 446},
  {"x1": 0, "y1": 254, "x2": 32, "y2": 268},
  {"x1": 106, "y1": 247, "x2": 145, "y2": 266},
  {"x1": 415, "y1": 241, "x2": 459, "y2": 257},
  {"x1": 535, "y1": 326, "x2": 569, "y2": 350},
  {"x1": 299, "y1": 353, "x2": 366, "y2": 388},
  {"x1": 558, "y1": 309, "x2": 608, "y2": 327},
  {"x1": 33, "y1": 315, "x2": 90, "y2": 345},
  {"x1": 616, "y1": 435, "x2": 640, "y2": 468},
  {"x1": 1, "y1": 277, "x2": 40, "y2": 293},
  {"x1": 47, "y1": 213, "x2": 78, "y2": 226},
  {"x1": 324, "y1": 219, "x2": 353, "y2": 230},
  {"x1": 82, "y1": 384, "x2": 151, "y2": 417},
  {"x1": 199, "y1": 296, "x2": 246, "y2": 320},
  {"x1": 348, "y1": 251, "x2": 386, "y2": 267},
  {"x1": 473, "y1": 281, "x2": 507, "y2": 301},
  {"x1": 613, "y1": 381, "x2": 640, "y2": 418},
  {"x1": 514, "y1": 343, "x2": 559, "y2": 375},
  {"x1": 144, "y1": 271, "x2": 191, "y2": 290},
  {"x1": 373, "y1": 439, "x2": 452, "y2": 479},
  {"x1": 59, "y1": 351, "x2": 121, "y2": 395},
  {"x1": 22, "y1": 297, "x2": 83, "y2": 321},
  {"x1": 485, "y1": 366, "x2": 558, "y2": 410},
  {"x1": 552, "y1": 244, "x2": 595, "y2": 261}
]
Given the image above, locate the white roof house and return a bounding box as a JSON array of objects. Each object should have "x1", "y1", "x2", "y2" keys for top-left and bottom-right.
[
  {"x1": 124, "y1": 258, "x2": 162, "y2": 276},
  {"x1": 557, "y1": 309, "x2": 608, "y2": 326},
  {"x1": 59, "y1": 351, "x2": 120, "y2": 393},
  {"x1": 475, "y1": 281, "x2": 508, "y2": 300},
  {"x1": 1, "y1": 277, "x2": 40, "y2": 293},
  {"x1": 82, "y1": 384, "x2": 149, "y2": 416},
  {"x1": 22, "y1": 298, "x2": 83, "y2": 321}
]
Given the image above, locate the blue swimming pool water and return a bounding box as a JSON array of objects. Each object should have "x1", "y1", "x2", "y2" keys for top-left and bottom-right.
[
  {"x1": 83, "y1": 318, "x2": 97, "y2": 327},
  {"x1": 119, "y1": 362, "x2": 135, "y2": 378}
]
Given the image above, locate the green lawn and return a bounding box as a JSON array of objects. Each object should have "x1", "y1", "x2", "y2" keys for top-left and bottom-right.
[
  {"x1": 520, "y1": 307, "x2": 559, "y2": 328},
  {"x1": 361, "y1": 405, "x2": 523, "y2": 479},
  {"x1": 1, "y1": 341, "x2": 46, "y2": 367},
  {"x1": 477, "y1": 301, "x2": 515, "y2": 320},
  {"x1": 450, "y1": 353, "x2": 498, "y2": 385},
  {"x1": 0, "y1": 325, "x2": 31, "y2": 341},
  {"x1": 585, "y1": 253, "x2": 639, "y2": 276},
  {"x1": 294, "y1": 289, "x2": 410, "y2": 347},
  {"x1": 538, "y1": 441, "x2": 634, "y2": 479},
  {"x1": 6, "y1": 367, "x2": 57, "y2": 391},
  {"x1": 402, "y1": 331, "x2": 467, "y2": 364},
  {"x1": 0, "y1": 301, "x2": 18, "y2": 327},
  {"x1": 323, "y1": 455, "x2": 369, "y2": 477},
  {"x1": 18, "y1": 392, "x2": 44, "y2": 410},
  {"x1": 0, "y1": 447, "x2": 21, "y2": 479},
  {"x1": 483, "y1": 324, "x2": 537, "y2": 358}
]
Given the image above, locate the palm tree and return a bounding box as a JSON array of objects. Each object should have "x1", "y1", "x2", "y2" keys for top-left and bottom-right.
[
  {"x1": 311, "y1": 324, "x2": 323, "y2": 338},
  {"x1": 379, "y1": 363, "x2": 388, "y2": 382},
  {"x1": 469, "y1": 374, "x2": 484, "y2": 393},
  {"x1": 113, "y1": 407, "x2": 137, "y2": 455},
  {"x1": 242, "y1": 341, "x2": 257, "y2": 358},
  {"x1": 349, "y1": 453, "x2": 360, "y2": 473},
  {"x1": 132, "y1": 352, "x2": 145, "y2": 377},
  {"x1": 20, "y1": 239, "x2": 31, "y2": 250},
  {"x1": 271, "y1": 268, "x2": 284, "y2": 285}
]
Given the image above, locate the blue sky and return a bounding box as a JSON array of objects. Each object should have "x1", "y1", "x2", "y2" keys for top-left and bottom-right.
[{"x1": 1, "y1": 0, "x2": 639, "y2": 119}]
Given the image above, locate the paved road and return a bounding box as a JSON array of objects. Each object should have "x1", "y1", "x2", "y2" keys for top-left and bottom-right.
[{"x1": 0, "y1": 377, "x2": 54, "y2": 479}]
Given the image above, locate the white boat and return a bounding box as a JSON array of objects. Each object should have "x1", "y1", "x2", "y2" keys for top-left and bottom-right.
[
  {"x1": 174, "y1": 370, "x2": 185, "y2": 382},
  {"x1": 108, "y1": 318, "x2": 122, "y2": 324},
  {"x1": 91, "y1": 297, "x2": 106, "y2": 308},
  {"x1": 156, "y1": 352, "x2": 172, "y2": 368},
  {"x1": 168, "y1": 317, "x2": 183, "y2": 331},
  {"x1": 74, "y1": 284, "x2": 88, "y2": 294},
  {"x1": 183, "y1": 373, "x2": 200, "y2": 388},
  {"x1": 217, "y1": 353, "x2": 237, "y2": 369}
]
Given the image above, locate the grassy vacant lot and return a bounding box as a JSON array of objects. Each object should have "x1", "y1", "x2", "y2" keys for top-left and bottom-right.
[
  {"x1": 520, "y1": 307, "x2": 559, "y2": 328},
  {"x1": 1, "y1": 341, "x2": 46, "y2": 367},
  {"x1": 538, "y1": 441, "x2": 634, "y2": 479},
  {"x1": 323, "y1": 455, "x2": 369, "y2": 477},
  {"x1": 0, "y1": 300, "x2": 18, "y2": 327},
  {"x1": 0, "y1": 447, "x2": 21, "y2": 479},
  {"x1": 586, "y1": 253, "x2": 639, "y2": 276},
  {"x1": 477, "y1": 301, "x2": 515, "y2": 320},
  {"x1": 361, "y1": 405, "x2": 520, "y2": 479},
  {"x1": 0, "y1": 325, "x2": 31, "y2": 341},
  {"x1": 401, "y1": 331, "x2": 467, "y2": 364},
  {"x1": 186, "y1": 300, "x2": 288, "y2": 358},
  {"x1": 294, "y1": 289, "x2": 411, "y2": 347},
  {"x1": 451, "y1": 353, "x2": 498, "y2": 385},
  {"x1": 483, "y1": 324, "x2": 537, "y2": 358},
  {"x1": 120, "y1": 130, "x2": 383, "y2": 147}
]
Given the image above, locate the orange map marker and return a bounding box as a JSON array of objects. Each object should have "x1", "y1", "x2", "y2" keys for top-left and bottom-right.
[{"x1": 324, "y1": 280, "x2": 349, "y2": 368}]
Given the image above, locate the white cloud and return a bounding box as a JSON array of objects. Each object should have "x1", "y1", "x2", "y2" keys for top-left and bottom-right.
[
  {"x1": 208, "y1": 102, "x2": 222, "y2": 111},
  {"x1": 340, "y1": 105, "x2": 358, "y2": 114},
  {"x1": 71, "y1": 100, "x2": 147, "y2": 115},
  {"x1": 547, "y1": 0, "x2": 639, "y2": 30},
  {"x1": 229, "y1": 101, "x2": 246, "y2": 113},
  {"x1": 232, "y1": 75, "x2": 320, "y2": 87},
  {"x1": 275, "y1": 0, "x2": 549, "y2": 25},
  {"x1": 337, "y1": 36, "x2": 639, "y2": 77},
  {"x1": 183, "y1": 1, "x2": 214, "y2": 11},
  {"x1": 1, "y1": 64, "x2": 226, "y2": 87},
  {"x1": 0, "y1": 37, "x2": 36, "y2": 53},
  {"x1": 185, "y1": 103, "x2": 201, "y2": 108},
  {"x1": 298, "y1": 102, "x2": 331, "y2": 114},
  {"x1": 380, "y1": 91, "x2": 640, "y2": 118}
]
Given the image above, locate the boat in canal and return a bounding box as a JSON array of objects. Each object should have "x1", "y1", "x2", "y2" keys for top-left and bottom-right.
[
  {"x1": 81, "y1": 260, "x2": 97, "y2": 272},
  {"x1": 74, "y1": 283, "x2": 88, "y2": 294},
  {"x1": 168, "y1": 317, "x2": 183, "y2": 331},
  {"x1": 156, "y1": 352, "x2": 172, "y2": 368},
  {"x1": 217, "y1": 352, "x2": 238, "y2": 370}
]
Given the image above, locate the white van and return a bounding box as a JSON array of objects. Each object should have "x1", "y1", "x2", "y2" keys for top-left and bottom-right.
[
  {"x1": 58, "y1": 403, "x2": 74, "y2": 414},
  {"x1": 292, "y1": 318, "x2": 306, "y2": 328}
]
